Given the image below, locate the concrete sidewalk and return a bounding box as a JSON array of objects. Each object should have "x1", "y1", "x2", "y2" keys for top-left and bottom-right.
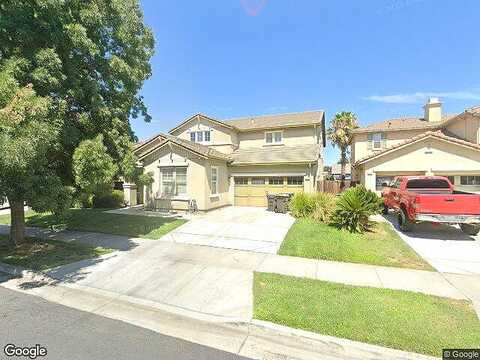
[
  {"x1": 1, "y1": 224, "x2": 478, "y2": 304},
  {"x1": 0, "y1": 273, "x2": 436, "y2": 360}
]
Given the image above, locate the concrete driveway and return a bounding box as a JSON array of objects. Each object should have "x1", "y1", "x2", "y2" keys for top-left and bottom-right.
[
  {"x1": 384, "y1": 214, "x2": 480, "y2": 275},
  {"x1": 161, "y1": 206, "x2": 295, "y2": 254}
]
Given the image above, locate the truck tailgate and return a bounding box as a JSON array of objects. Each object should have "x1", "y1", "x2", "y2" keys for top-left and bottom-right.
[{"x1": 416, "y1": 194, "x2": 480, "y2": 215}]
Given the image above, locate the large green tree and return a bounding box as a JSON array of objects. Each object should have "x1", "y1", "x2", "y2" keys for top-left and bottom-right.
[
  {"x1": 327, "y1": 112, "x2": 358, "y2": 189},
  {"x1": 0, "y1": 0, "x2": 154, "y2": 244}
]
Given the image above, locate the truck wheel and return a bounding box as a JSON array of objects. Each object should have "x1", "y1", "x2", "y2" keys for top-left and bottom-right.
[
  {"x1": 398, "y1": 209, "x2": 413, "y2": 232},
  {"x1": 382, "y1": 204, "x2": 389, "y2": 215},
  {"x1": 460, "y1": 224, "x2": 480, "y2": 236}
]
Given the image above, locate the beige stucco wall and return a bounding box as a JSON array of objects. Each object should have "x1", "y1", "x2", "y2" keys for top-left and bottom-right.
[
  {"x1": 352, "y1": 129, "x2": 426, "y2": 163},
  {"x1": 205, "y1": 159, "x2": 231, "y2": 210},
  {"x1": 445, "y1": 113, "x2": 480, "y2": 144},
  {"x1": 237, "y1": 126, "x2": 317, "y2": 149},
  {"x1": 140, "y1": 143, "x2": 230, "y2": 211},
  {"x1": 356, "y1": 137, "x2": 480, "y2": 192},
  {"x1": 171, "y1": 116, "x2": 238, "y2": 154}
]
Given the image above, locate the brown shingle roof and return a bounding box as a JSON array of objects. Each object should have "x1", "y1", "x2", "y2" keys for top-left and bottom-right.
[
  {"x1": 136, "y1": 133, "x2": 229, "y2": 161},
  {"x1": 353, "y1": 115, "x2": 457, "y2": 134},
  {"x1": 467, "y1": 105, "x2": 480, "y2": 115},
  {"x1": 354, "y1": 130, "x2": 480, "y2": 166},
  {"x1": 230, "y1": 144, "x2": 320, "y2": 165},
  {"x1": 224, "y1": 110, "x2": 324, "y2": 131}
]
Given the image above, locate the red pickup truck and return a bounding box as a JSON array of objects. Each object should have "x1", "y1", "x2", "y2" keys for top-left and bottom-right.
[{"x1": 381, "y1": 176, "x2": 480, "y2": 235}]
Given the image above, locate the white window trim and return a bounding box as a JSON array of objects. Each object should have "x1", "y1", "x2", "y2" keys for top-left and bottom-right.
[
  {"x1": 372, "y1": 133, "x2": 382, "y2": 150},
  {"x1": 210, "y1": 166, "x2": 219, "y2": 196},
  {"x1": 264, "y1": 130, "x2": 283, "y2": 145},
  {"x1": 160, "y1": 166, "x2": 188, "y2": 198},
  {"x1": 189, "y1": 129, "x2": 212, "y2": 144}
]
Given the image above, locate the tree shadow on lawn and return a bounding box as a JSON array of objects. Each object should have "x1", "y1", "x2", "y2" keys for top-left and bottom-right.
[{"x1": 25, "y1": 208, "x2": 186, "y2": 241}]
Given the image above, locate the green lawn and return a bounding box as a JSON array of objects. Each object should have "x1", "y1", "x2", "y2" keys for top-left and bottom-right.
[
  {"x1": 278, "y1": 219, "x2": 432, "y2": 270},
  {"x1": 0, "y1": 208, "x2": 187, "y2": 239},
  {"x1": 0, "y1": 235, "x2": 112, "y2": 271},
  {"x1": 254, "y1": 272, "x2": 480, "y2": 357}
]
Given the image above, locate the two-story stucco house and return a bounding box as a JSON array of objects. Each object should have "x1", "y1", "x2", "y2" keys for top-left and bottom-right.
[
  {"x1": 129, "y1": 110, "x2": 325, "y2": 211},
  {"x1": 352, "y1": 98, "x2": 480, "y2": 193}
]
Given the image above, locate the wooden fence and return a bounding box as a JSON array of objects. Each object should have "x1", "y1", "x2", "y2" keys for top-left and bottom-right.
[{"x1": 317, "y1": 180, "x2": 352, "y2": 195}]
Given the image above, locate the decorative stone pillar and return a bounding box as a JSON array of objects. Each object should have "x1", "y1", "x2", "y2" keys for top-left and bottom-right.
[{"x1": 123, "y1": 183, "x2": 138, "y2": 207}]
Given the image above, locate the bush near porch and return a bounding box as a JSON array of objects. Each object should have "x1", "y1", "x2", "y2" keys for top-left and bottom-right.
[{"x1": 0, "y1": 209, "x2": 187, "y2": 240}]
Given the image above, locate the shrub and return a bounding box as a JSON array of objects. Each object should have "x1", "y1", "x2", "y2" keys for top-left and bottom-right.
[
  {"x1": 92, "y1": 190, "x2": 125, "y2": 209},
  {"x1": 311, "y1": 192, "x2": 337, "y2": 222},
  {"x1": 289, "y1": 193, "x2": 315, "y2": 218},
  {"x1": 73, "y1": 192, "x2": 93, "y2": 208},
  {"x1": 330, "y1": 186, "x2": 382, "y2": 233}
]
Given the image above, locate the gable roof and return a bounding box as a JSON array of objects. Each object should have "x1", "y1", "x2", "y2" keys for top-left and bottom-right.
[
  {"x1": 230, "y1": 144, "x2": 320, "y2": 165},
  {"x1": 354, "y1": 130, "x2": 480, "y2": 166},
  {"x1": 352, "y1": 114, "x2": 457, "y2": 134},
  {"x1": 136, "y1": 132, "x2": 229, "y2": 161},
  {"x1": 467, "y1": 105, "x2": 480, "y2": 116},
  {"x1": 223, "y1": 110, "x2": 324, "y2": 131},
  {"x1": 168, "y1": 113, "x2": 235, "y2": 135},
  {"x1": 168, "y1": 110, "x2": 325, "y2": 133}
]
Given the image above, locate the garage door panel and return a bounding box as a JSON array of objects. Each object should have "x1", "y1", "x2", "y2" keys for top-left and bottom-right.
[{"x1": 234, "y1": 177, "x2": 304, "y2": 207}]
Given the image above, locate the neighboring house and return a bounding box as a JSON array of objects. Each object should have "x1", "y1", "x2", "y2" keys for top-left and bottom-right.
[
  {"x1": 352, "y1": 98, "x2": 480, "y2": 192},
  {"x1": 131, "y1": 111, "x2": 326, "y2": 211},
  {"x1": 329, "y1": 163, "x2": 351, "y2": 181}
]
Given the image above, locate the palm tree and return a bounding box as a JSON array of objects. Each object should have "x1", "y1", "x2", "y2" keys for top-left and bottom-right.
[{"x1": 327, "y1": 112, "x2": 358, "y2": 189}]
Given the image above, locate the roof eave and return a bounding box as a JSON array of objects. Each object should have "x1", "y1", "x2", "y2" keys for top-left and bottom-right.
[{"x1": 168, "y1": 114, "x2": 235, "y2": 135}]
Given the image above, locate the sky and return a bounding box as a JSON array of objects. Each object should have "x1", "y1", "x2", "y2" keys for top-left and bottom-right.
[{"x1": 132, "y1": 0, "x2": 480, "y2": 165}]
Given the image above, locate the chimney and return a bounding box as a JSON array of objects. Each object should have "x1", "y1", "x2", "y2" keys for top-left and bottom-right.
[{"x1": 424, "y1": 97, "x2": 442, "y2": 122}]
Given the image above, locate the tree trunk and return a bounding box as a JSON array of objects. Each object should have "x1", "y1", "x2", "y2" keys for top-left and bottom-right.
[
  {"x1": 340, "y1": 148, "x2": 347, "y2": 190},
  {"x1": 9, "y1": 199, "x2": 25, "y2": 246}
]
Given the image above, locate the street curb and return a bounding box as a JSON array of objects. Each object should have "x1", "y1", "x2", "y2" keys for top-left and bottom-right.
[
  {"x1": 247, "y1": 319, "x2": 439, "y2": 360},
  {"x1": 1, "y1": 261, "x2": 442, "y2": 360}
]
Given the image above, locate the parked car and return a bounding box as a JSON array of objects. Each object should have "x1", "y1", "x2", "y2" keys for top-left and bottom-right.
[{"x1": 381, "y1": 176, "x2": 480, "y2": 235}]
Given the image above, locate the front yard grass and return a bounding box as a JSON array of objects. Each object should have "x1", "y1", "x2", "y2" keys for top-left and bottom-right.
[
  {"x1": 0, "y1": 235, "x2": 112, "y2": 271},
  {"x1": 278, "y1": 219, "x2": 432, "y2": 270},
  {"x1": 0, "y1": 208, "x2": 187, "y2": 239},
  {"x1": 254, "y1": 272, "x2": 480, "y2": 357}
]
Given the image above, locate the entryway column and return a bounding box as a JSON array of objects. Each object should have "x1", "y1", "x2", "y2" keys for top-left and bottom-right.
[
  {"x1": 365, "y1": 171, "x2": 376, "y2": 192},
  {"x1": 123, "y1": 183, "x2": 138, "y2": 207}
]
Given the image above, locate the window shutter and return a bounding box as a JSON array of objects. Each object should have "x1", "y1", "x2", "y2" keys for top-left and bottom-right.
[
  {"x1": 367, "y1": 134, "x2": 373, "y2": 150},
  {"x1": 381, "y1": 133, "x2": 387, "y2": 148}
]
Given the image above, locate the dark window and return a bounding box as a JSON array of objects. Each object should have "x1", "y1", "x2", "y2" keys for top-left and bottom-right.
[
  {"x1": 406, "y1": 179, "x2": 450, "y2": 189},
  {"x1": 234, "y1": 177, "x2": 248, "y2": 185},
  {"x1": 460, "y1": 176, "x2": 480, "y2": 185},
  {"x1": 190, "y1": 132, "x2": 196, "y2": 142},
  {"x1": 376, "y1": 176, "x2": 394, "y2": 190},
  {"x1": 251, "y1": 178, "x2": 265, "y2": 185},
  {"x1": 204, "y1": 131, "x2": 211, "y2": 142},
  {"x1": 269, "y1": 177, "x2": 284, "y2": 185},
  {"x1": 287, "y1": 177, "x2": 303, "y2": 185},
  {"x1": 390, "y1": 178, "x2": 402, "y2": 188}
]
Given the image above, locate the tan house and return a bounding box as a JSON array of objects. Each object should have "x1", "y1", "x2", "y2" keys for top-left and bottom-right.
[
  {"x1": 128, "y1": 110, "x2": 326, "y2": 211},
  {"x1": 352, "y1": 98, "x2": 480, "y2": 193}
]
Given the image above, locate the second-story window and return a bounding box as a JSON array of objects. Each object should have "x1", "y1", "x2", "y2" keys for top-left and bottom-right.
[
  {"x1": 190, "y1": 130, "x2": 211, "y2": 143},
  {"x1": 372, "y1": 133, "x2": 382, "y2": 150},
  {"x1": 265, "y1": 131, "x2": 282, "y2": 144}
]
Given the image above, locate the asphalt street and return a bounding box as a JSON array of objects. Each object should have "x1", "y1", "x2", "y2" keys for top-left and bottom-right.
[{"x1": 0, "y1": 273, "x2": 250, "y2": 360}]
